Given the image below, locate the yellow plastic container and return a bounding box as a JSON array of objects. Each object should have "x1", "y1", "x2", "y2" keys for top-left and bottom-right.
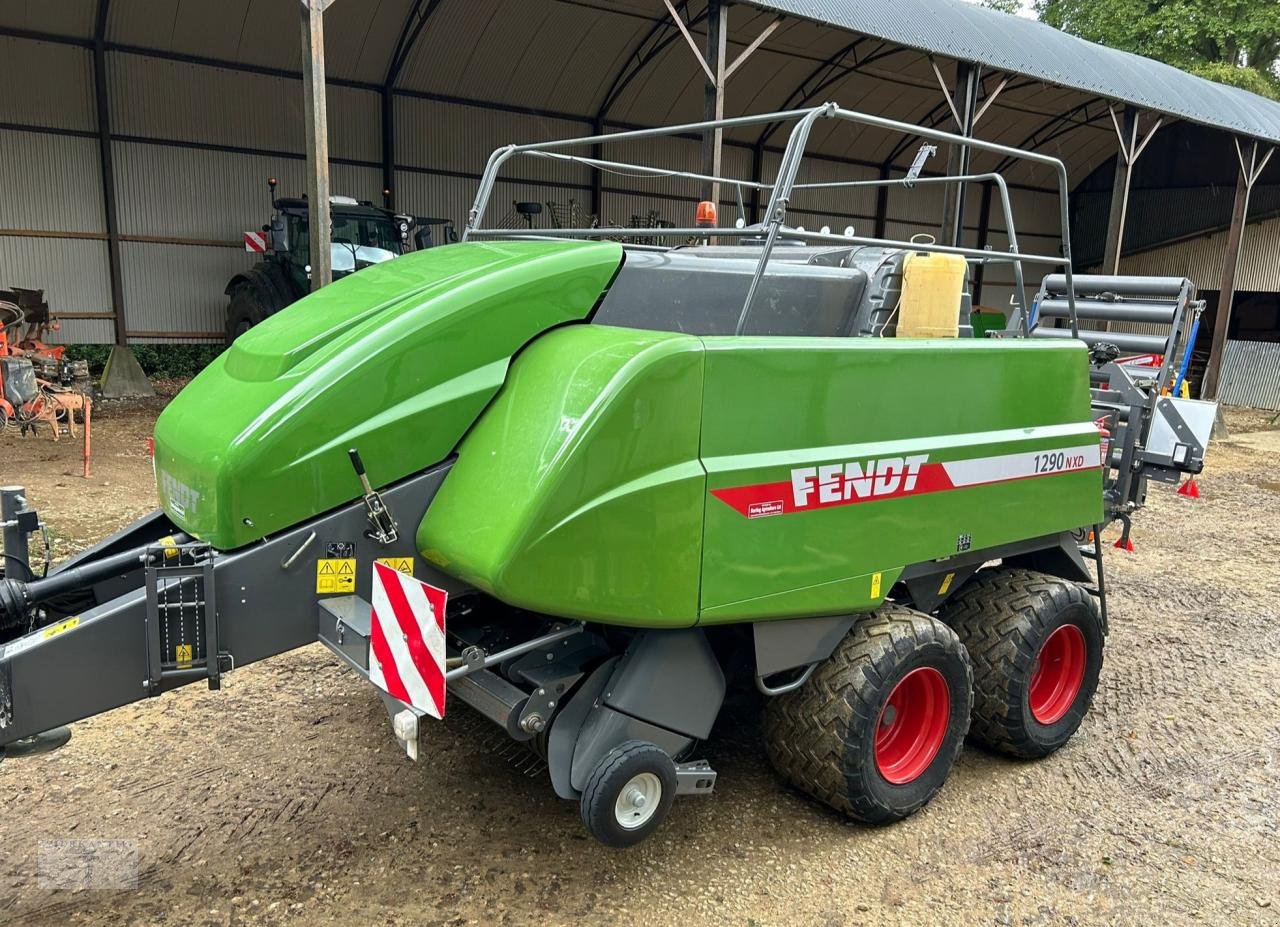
[{"x1": 898, "y1": 250, "x2": 966, "y2": 338}]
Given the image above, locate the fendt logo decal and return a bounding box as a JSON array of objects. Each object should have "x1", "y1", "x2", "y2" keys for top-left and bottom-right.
[
  {"x1": 711, "y1": 445, "x2": 1101, "y2": 519},
  {"x1": 792, "y1": 454, "x2": 930, "y2": 507}
]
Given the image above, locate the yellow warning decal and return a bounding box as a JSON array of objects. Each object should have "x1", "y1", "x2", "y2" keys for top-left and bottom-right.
[
  {"x1": 375, "y1": 557, "x2": 414, "y2": 576},
  {"x1": 158, "y1": 534, "x2": 180, "y2": 560},
  {"x1": 174, "y1": 644, "x2": 193, "y2": 667},
  {"x1": 870, "y1": 572, "x2": 883, "y2": 599},
  {"x1": 938, "y1": 572, "x2": 956, "y2": 595},
  {"x1": 316, "y1": 558, "x2": 356, "y2": 594},
  {"x1": 42, "y1": 617, "x2": 80, "y2": 639}
]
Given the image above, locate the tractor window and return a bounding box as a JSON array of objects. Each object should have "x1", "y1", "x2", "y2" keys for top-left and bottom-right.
[
  {"x1": 331, "y1": 215, "x2": 399, "y2": 252},
  {"x1": 288, "y1": 214, "x2": 309, "y2": 266}
]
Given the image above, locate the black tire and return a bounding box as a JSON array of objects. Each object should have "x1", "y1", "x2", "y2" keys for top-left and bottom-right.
[
  {"x1": 225, "y1": 282, "x2": 269, "y2": 344},
  {"x1": 763, "y1": 604, "x2": 972, "y2": 824},
  {"x1": 938, "y1": 567, "x2": 1104, "y2": 759},
  {"x1": 224, "y1": 264, "x2": 295, "y2": 344},
  {"x1": 579, "y1": 741, "x2": 677, "y2": 848}
]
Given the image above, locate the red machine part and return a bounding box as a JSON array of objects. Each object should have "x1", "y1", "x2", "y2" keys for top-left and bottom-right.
[{"x1": 0, "y1": 296, "x2": 92, "y2": 477}]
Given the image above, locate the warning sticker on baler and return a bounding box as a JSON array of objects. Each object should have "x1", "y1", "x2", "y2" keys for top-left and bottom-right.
[
  {"x1": 375, "y1": 557, "x2": 414, "y2": 576},
  {"x1": 316, "y1": 558, "x2": 356, "y2": 594}
]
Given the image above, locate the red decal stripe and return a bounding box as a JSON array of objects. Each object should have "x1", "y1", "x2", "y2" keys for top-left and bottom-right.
[
  {"x1": 711, "y1": 453, "x2": 1099, "y2": 519},
  {"x1": 711, "y1": 461, "x2": 958, "y2": 518}
]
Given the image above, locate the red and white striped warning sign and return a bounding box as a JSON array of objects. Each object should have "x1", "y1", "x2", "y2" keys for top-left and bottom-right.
[
  {"x1": 369, "y1": 561, "x2": 447, "y2": 718},
  {"x1": 243, "y1": 230, "x2": 268, "y2": 253}
]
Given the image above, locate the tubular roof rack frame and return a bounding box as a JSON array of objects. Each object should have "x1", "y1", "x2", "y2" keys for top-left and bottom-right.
[{"x1": 464, "y1": 104, "x2": 1079, "y2": 338}]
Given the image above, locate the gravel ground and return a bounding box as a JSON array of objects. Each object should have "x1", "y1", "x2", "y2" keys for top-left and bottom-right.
[{"x1": 0, "y1": 401, "x2": 1277, "y2": 927}]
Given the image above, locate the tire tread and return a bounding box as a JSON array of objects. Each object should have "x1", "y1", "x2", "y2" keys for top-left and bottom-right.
[{"x1": 763, "y1": 604, "x2": 971, "y2": 823}]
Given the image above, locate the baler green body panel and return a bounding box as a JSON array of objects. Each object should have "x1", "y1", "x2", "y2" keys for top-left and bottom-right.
[
  {"x1": 418, "y1": 325, "x2": 707, "y2": 625},
  {"x1": 152, "y1": 240, "x2": 622, "y2": 549},
  {"x1": 422, "y1": 329, "x2": 1101, "y2": 628},
  {"x1": 697, "y1": 337, "x2": 1102, "y2": 621}
]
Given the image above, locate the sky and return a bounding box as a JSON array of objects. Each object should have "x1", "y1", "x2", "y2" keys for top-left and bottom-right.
[{"x1": 959, "y1": 0, "x2": 1039, "y2": 19}]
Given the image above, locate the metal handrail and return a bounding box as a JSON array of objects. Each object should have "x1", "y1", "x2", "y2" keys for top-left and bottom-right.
[{"x1": 463, "y1": 103, "x2": 1079, "y2": 339}]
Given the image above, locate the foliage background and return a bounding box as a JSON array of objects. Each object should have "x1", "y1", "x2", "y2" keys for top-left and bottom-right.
[{"x1": 982, "y1": 0, "x2": 1280, "y2": 101}]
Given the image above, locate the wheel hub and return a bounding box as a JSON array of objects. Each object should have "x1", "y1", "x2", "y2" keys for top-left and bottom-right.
[
  {"x1": 1029, "y1": 623, "x2": 1087, "y2": 724},
  {"x1": 613, "y1": 772, "x2": 662, "y2": 830},
  {"x1": 874, "y1": 666, "x2": 950, "y2": 785}
]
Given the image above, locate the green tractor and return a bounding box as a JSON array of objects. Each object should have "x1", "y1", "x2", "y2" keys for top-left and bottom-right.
[
  {"x1": 0, "y1": 107, "x2": 1214, "y2": 847},
  {"x1": 224, "y1": 178, "x2": 456, "y2": 342}
]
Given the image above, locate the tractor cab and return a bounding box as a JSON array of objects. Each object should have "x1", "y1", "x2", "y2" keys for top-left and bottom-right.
[
  {"x1": 265, "y1": 191, "x2": 413, "y2": 295},
  {"x1": 224, "y1": 179, "x2": 458, "y2": 341}
]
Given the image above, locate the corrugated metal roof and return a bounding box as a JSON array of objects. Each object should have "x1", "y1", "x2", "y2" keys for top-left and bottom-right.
[{"x1": 745, "y1": 0, "x2": 1280, "y2": 143}]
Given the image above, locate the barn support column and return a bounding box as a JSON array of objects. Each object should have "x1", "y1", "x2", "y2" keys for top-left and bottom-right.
[
  {"x1": 381, "y1": 85, "x2": 395, "y2": 208},
  {"x1": 663, "y1": 0, "x2": 781, "y2": 210},
  {"x1": 1101, "y1": 105, "x2": 1162, "y2": 275},
  {"x1": 94, "y1": 0, "x2": 153, "y2": 398},
  {"x1": 873, "y1": 163, "x2": 890, "y2": 240},
  {"x1": 932, "y1": 62, "x2": 1008, "y2": 248},
  {"x1": 699, "y1": 0, "x2": 727, "y2": 205},
  {"x1": 590, "y1": 117, "x2": 604, "y2": 221},
  {"x1": 301, "y1": 0, "x2": 335, "y2": 291},
  {"x1": 1202, "y1": 138, "x2": 1275, "y2": 400},
  {"x1": 936, "y1": 61, "x2": 978, "y2": 246},
  {"x1": 749, "y1": 142, "x2": 764, "y2": 223},
  {"x1": 972, "y1": 180, "x2": 993, "y2": 306}
]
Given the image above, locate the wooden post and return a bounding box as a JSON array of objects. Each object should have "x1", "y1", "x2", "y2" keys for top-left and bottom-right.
[
  {"x1": 1202, "y1": 139, "x2": 1273, "y2": 400},
  {"x1": 301, "y1": 0, "x2": 335, "y2": 290},
  {"x1": 700, "y1": 0, "x2": 727, "y2": 207},
  {"x1": 1101, "y1": 106, "x2": 1136, "y2": 276}
]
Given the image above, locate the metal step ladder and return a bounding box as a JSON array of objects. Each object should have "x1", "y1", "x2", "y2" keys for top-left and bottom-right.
[{"x1": 143, "y1": 543, "x2": 226, "y2": 693}]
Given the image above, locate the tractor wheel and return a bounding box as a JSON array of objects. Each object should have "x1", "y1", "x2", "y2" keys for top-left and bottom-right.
[
  {"x1": 225, "y1": 282, "x2": 270, "y2": 343},
  {"x1": 579, "y1": 741, "x2": 677, "y2": 848},
  {"x1": 763, "y1": 604, "x2": 972, "y2": 824},
  {"x1": 938, "y1": 568, "x2": 1104, "y2": 759},
  {"x1": 225, "y1": 264, "x2": 295, "y2": 344}
]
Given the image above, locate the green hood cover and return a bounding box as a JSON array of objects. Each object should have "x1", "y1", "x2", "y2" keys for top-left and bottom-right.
[{"x1": 153, "y1": 239, "x2": 622, "y2": 549}]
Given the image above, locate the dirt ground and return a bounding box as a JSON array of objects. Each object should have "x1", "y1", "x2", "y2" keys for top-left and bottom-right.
[{"x1": 0, "y1": 399, "x2": 1277, "y2": 927}]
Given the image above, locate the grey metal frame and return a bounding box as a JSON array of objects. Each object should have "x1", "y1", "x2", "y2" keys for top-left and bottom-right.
[{"x1": 463, "y1": 103, "x2": 1079, "y2": 337}]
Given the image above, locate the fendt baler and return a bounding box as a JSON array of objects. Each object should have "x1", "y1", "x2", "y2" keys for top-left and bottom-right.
[{"x1": 0, "y1": 106, "x2": 1214, "y2": 846}]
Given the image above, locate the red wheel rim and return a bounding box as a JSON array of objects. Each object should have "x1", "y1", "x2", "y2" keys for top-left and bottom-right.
[
  {"x1": 874, "y1": 666, "x2": 951, "y2": 785},
  {"x1": 1029, "y1": 624, "x2": 1087, "y2": 724}
]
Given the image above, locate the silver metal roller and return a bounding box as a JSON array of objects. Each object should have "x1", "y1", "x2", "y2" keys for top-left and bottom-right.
[
  {"x1": 1036, "y1": 298, "x2": 1176, "y2": 325},
  {"x1": 1040, "y1": 274, "x2": 1187, "y2": 298},
  {"x1": 1031, "y1": 326, "x2": 1170, "y2": 355}
]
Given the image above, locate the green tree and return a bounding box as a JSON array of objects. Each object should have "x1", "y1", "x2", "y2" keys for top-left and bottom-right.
[{"x1": 1034, "y1": 0, "x2": 1280, "y2": 99}]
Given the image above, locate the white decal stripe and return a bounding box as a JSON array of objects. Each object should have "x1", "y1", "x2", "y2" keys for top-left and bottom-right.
[
  {"x1": 941, "y1": 444, "x2": 1101, "y2": 487},
  {"x1": 370, "y1": 573, "x2": 435, "y2": 710},
  {"x1": 398, "y1": 572, "x2": 446, "y2": 667}
]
